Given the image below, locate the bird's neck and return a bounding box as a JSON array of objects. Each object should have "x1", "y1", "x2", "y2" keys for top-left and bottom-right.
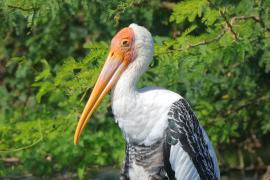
[
  {"x1": 111, "y1": 62, "x2": 141, "y2": 103},
  {"x1": 111, "y1": 48, "x2": 154, "y2": 145},
  {"x1": 111, "y1": 54, "x2": 150, "y2": 118}
]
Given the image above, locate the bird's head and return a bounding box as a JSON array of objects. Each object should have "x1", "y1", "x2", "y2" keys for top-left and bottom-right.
[{"x1": 74, "y1": 24, "x2": 153, "y2": 144}]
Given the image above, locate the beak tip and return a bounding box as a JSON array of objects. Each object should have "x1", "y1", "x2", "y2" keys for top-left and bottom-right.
[
  {"x1": 74, "y1": 123, "x2": 82, "y2": 145},
  {"x1": 74, "y1": 132, "x2": 79, "y2": 145}
]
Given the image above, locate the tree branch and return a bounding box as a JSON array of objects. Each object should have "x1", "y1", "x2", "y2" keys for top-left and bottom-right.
[
  {"x1": 220, "y1": 9, "x2": 239, "y2": 41},
  {"x1": 230, "y1": 15, "x2": 270, "y2": 32},
  {"x1": 7, "y1": 5, "x2": 38, "y2": 11},
  {"x1": 223, "y1": 95, "x2": 270, "y2": 116},
  {"x1": 155, "y1": 30, "x2": 225, "y2": 56},
  {"x1": 157, "y1": 5, "x2": 269, "y2": 56},
  {"x1": 187, "y1": 31, "x2": 225, "y2": 48},
  {"x1": 230, "y1": 15, "x2": 260, "y2": 25},
  {"x1": 0, "y1": 119, "x2": 43, "y2": 153}
]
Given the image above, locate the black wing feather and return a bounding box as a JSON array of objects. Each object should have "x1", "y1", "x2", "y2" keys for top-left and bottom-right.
[{"x1": 164, "y1": 99, "x2": 217, "y2": 180}]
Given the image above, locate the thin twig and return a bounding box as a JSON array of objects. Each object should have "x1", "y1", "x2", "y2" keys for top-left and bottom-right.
[
  {"x1": 80, "y1": 87, "x2": 90, "y2": 103},
  {"x1": 157, "y1": 5, "x2": 269, "y2": 56},
  {"x1": 223, "y1": 96, "x2": 270, "y2": 116},
  {"x1": 188, "y1": 31, "x2": 225, "y2": 48},
  {"x1": 0, "y1": 119, "x2": 43, "y2": 153},
  {"x1": 230, "y1": 15, "x2": 260, "y2": 25},
  {"x1": 155, "y1": 30, "x2": 225, "y2": 56},
  {"x1": 0, "y1": 136, "x2": 42, "y2": 153},
  {"x1": 220, "y1": 9, "x2": 239, "y2": 41},
  {"x1": 7, "y1": 5, "x2": 38, "y2": 11}
]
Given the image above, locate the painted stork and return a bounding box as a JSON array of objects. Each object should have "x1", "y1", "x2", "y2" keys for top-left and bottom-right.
[{"x1": 74, "y1": 24, "x2": 220, "y2": 180}]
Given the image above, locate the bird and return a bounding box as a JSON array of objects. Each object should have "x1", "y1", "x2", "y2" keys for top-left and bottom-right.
[{"x1": 73, "y1": 23, "x2": 220, "y2": 180}]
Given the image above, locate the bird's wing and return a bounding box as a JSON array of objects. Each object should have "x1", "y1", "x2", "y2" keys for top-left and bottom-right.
[{"x1": 163, "y1": 99, "x2": 220, "y2": 180}]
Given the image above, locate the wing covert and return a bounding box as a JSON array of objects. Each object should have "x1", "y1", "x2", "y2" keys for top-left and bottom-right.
[{"x1": 165, "y1": 98, "x2": 219, "y2": 180}]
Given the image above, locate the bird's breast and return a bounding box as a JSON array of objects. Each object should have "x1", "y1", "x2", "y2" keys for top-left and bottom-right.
[
  {"x1": 122, "y1": 140, "x2": 166, "y2": 179},
  {"x1": 113, "y1": 100, "x2": 168, "y2": 145}
]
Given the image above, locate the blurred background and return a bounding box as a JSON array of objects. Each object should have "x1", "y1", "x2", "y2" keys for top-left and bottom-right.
[{"x1": 0, "y1": 0, "x2": 270, "y2": 179}]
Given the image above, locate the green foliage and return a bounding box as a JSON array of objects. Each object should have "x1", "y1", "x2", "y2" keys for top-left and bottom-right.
[
  {"x1": 163, "y1": 0, "x2": 270, "y2": 144},
  {"x1": 170, "y1": 0, "x2": 208, "y2": 24},
  {"x1": 1, "y1": 0, "x2": 270, "y2": 178}
]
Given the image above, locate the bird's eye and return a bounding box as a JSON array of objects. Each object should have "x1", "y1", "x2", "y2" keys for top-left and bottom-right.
[{"x1": 121, "y1": 40, "x2": 130, "y2": 47}]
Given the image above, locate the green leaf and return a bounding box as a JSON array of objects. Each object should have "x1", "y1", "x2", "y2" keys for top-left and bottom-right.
[{"x1": 35, "y1": 59, "x2": 51, "y2": 81}]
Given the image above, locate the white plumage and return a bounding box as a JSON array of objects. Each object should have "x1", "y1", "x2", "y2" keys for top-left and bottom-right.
[
  {"x1": 170, "y1": 144, "x2": 200, "y2": 180},
  {"x1": 111, "y1": 24, "x2": 220, "y2": 179}
]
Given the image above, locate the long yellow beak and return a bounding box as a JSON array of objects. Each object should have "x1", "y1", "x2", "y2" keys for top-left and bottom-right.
[{"x1": 74, "y1": 52, "x2": 127, "y2": 144}]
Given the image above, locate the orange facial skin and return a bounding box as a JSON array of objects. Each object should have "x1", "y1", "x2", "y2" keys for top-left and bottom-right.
[
  {"x1": 110, "y1": 27, "x2": 135, "y2": 66},
  {"x1": 73, "y1": 27, "x2": 135, "y2": 144}
]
